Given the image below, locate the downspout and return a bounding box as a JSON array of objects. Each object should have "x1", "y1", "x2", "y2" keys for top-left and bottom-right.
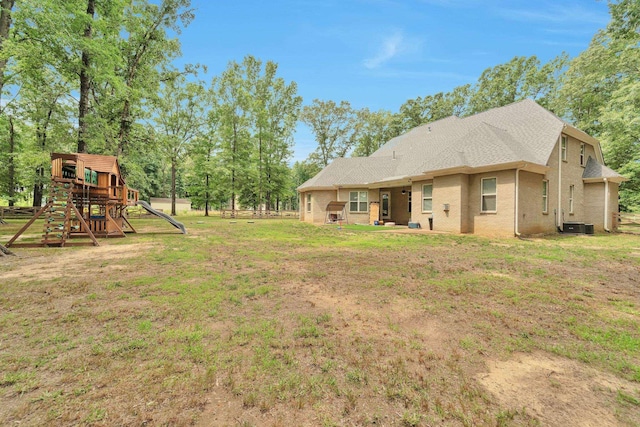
[
  {"x1": 557, "y1": 134, "x2": 563, "y2": 232},
  {"x1": 514, "y1": 167, "x2": 521, "y2": 237},
  {"x1": 603, "y1": 178, "x2": 610, "y2": 232}
]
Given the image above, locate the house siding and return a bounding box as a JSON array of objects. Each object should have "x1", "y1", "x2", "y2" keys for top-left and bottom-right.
[
  {"x1": 468, "y1": 170, "x2": 515, "y2": 236},
  {"x1": 518, "y1": 170, "x2": 553, "y2": 235},
  {"x1": 300, "y1": 190, "x2": 335, "y2": 224},
  {"x1": 298, "y1": 105, "x2": 624, "y2": 236},
  {"x1": 336, "y1": 188, "x2": 380, "y2": 224},
  {"x1": 375, "y1": 187, "x2": 411, "y2": 225},
  {"x1": 430, "y1": 174, "x2": 470, "y2": 233},
  {"x1": 609, "y1": 182, "x2": 620, "y2": 230},
  {"x1": 584, "y1": 183, "x2": 605, "y2": 231},
  {"x1": 411, "y1": 180, "x2": 434, "y2": 229}
]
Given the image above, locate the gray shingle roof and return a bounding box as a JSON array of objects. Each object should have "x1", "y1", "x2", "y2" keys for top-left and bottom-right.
[
  {"x1": 298, "y1": 100, "x2": 620, "y2": 190},
  {"x1": 583, "y1": 156, "x2": 626, "y2": 181}
]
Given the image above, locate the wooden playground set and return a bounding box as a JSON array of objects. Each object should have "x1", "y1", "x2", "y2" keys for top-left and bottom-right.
[{"x1": 4, "y1": 153, "x2": 185, "y2": 249}]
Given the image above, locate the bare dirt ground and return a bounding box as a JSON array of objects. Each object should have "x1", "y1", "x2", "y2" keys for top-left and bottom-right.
[
  {"x1": 478, "y1": 352, "x2": 638, "y2": 427},
  {"x1": 1, "y1": 221, "x2": 639, "y2": 426}
]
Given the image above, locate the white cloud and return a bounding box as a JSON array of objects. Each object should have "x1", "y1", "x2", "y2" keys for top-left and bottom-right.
[
  {"x1": 363, "y1": 32, "x2": 405, "y2": 69},
  {"x1": 363, "y1": 30, "x2": 423, "y2": 70}
]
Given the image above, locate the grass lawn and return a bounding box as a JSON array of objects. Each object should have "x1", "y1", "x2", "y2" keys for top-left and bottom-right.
[{"x1": 0, "y1": 217, "x2": 639, "y2": 426}]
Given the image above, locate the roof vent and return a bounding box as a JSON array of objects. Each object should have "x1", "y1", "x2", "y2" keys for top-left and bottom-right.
[
  {"x1": 392, "y1": 151, "x2": 396, "y2": 160},
  {"x1": 428, "y1": 126, "x2": 431, "y2": 132}
]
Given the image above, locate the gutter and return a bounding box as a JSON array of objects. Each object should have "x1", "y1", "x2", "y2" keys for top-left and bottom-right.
[
  {"x1": 514, "y1": 167, "x2": 521, "y2": 237},
  {"x1": 604, "y1": 178, "x2": 610, "y2": 232},
  {"x1": 557, "y1": 134, "x2": 563, "y2": 233}
]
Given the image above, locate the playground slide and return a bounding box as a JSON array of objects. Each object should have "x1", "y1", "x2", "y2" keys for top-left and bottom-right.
[{"x1": 136, "y1": 200, "x2": 187, "y2": 234}]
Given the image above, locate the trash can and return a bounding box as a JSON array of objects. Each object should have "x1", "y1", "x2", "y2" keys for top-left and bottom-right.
[{"x1": 585, "y1": 224, "x2": 594, "y2": 234}]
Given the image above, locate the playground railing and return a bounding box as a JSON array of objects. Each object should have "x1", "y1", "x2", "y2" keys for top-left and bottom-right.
[{"x1": 0, "y1": 206, "x2": 40, "y2": 219}]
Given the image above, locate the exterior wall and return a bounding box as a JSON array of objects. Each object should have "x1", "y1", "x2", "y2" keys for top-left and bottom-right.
[
  {"x1": 584, "y1": 183, "x2": 605, "y2": 231},
  {"x1": 432, "y1": 174, "x2": 469, "y2": 234},
  {"x1": 467, "y1": 170, "x2": 516, "y2": 236},
  {"x1": 411, "y1": 180, "x2": 433, "y2": 229},
  {"x1": 562, "y1": 134, "x2": 588, "y2": 225},
  {"x1": 377, "y1": 187, "x2": 411, "y2": 225},
  {"x1": 337, "y1": 188, "x2": 379, "y2": 224},
  {"x1": 517, "y1": 170, "x2": 556, "y2": 235},
  {"x1": 298, "y1": 134, "x2": 621, "y2": 236},
  {"x1": 609, "y1": 182, "x2": 620, "y2": 231},
  {"x1": 300, "y1": 190, "x2": 335, "y2": 224}
]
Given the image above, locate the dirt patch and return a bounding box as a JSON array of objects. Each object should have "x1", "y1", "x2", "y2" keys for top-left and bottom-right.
[
  {"x1": 0, "y1": 243, "x2": 154, "y2": 281},
  {"x1": 477, "y1": 352, "x2": 638, "y2": 426}
]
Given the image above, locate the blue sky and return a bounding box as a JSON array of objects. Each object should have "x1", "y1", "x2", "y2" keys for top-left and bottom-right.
[{"x1": 178, "y1": 0, "x2": 610, "y2": 162}]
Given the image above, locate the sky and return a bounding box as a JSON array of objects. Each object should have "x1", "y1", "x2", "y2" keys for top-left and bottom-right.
[{"x1": 176, "y1": 0, "x2": 611, "y2": 162}]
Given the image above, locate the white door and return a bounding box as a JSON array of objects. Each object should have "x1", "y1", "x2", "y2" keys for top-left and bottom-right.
[{"x1": 381, "y1": 191, "x2": 391, "y2": 220}]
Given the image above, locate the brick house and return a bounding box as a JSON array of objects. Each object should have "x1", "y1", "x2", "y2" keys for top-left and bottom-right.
[{"x1": 298, "y1": 100, "x2": 626, "y2": 236}]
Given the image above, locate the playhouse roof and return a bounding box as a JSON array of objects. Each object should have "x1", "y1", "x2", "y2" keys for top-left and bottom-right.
[{"x1": 75, "y1": 153, "x2": 120, "y2": 174}]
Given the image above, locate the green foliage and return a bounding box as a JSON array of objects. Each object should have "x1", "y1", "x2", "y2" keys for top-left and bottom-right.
[
  {"x1": 300, "y1": 99, "x2": 359, "y2": 167},
  {"x1": 207, "y1": 55, "x2": 301, "y2": 211}
]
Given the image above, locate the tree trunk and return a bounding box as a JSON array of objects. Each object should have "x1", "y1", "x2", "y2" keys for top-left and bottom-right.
[
  {"x1": 171, "y1": 154, "x2": 176, "y2": 216},
  {"x1": 78, "y1": 0, "x2": 95, "y2": 154},
  {"x1": 258, "y1": 128, "x2": 263, "y2": 211},
  {"x1": 231, "y1": 121, "x2": 237, "y2": 210},
  {"x1": 7, "y1": 116, "x2": 15, "y2": 206},
  {"x1": 33, "y1": 107, "x2": 54, "y2": 207},
  {"x1": 0, "y1": 0, "x2": 15, "y2": 99},
  {"x1": 204, "y1": 173, "x2": 209, "y2": 217},
  {"x1": 117, "y1": 99, "x2": 131, "y2": 156}
]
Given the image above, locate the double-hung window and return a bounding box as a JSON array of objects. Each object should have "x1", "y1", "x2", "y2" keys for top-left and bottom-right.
[
  {"x1": 580, "y1": 143, "x2": 585, "y2": 166},
  {"x1": 561, "y1": 135, "x2": 568, "y2": 161},
  {"x1": 542, "y1": 180, "x2": 549, "y2": 213},
  {"x1": 569, "y1": 185, "x2": 574, "y2": 214},
  {"x1": 422, "y1": 184, "x2": 433, "y2": 212},
  {"x1": 481, "y1": 177, "x2": 497, "y2": 212},
  {"x1": 349, "y1": 191, "x2": 368, "y2": 212},
  {"x1": 306, "y1": 193, "x2": 311, "y2": 212}
]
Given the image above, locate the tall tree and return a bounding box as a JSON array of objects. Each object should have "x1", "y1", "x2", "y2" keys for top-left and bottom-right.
[
  {"x1": 213, "y1": 60, "x2": 252, "y2": 211},
  {"x1": 115, "y1": 0, "x2": 194, "y2": 157},
  {"x1": 247, "y1": 57, "x2": 301, "y2": 210},
  {"x1": 0, "y1": 0, "x2": 15, "y2": 99},
  {"x1": 352, "y1": 108, "x2": 394, "y2": 157},
  {"x1": 468, "y1": 55, "x2": 568, "y2": 114},
  {"x1": 77, "y1": 0, "x2": 95, "y2": 153},
  {"x1": 558, "y1": 0, "x2": 640, "y2": 208},
  {"x1": 151, "y1": 71, "x2": 207, "y2": 215},
  {"x1": 187, "y1": 103, "x2": 222, "y2": 216},
  {"x1": 392, "y1": 84, "x2": 471, "y2": 134},
  {"x1": 300, "y1": 99, "x2": 359, "y2": 168}
]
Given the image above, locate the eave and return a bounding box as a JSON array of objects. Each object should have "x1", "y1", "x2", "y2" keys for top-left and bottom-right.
[{"x1": 422, "y1": 161, "x2": 549, "y2": 179}]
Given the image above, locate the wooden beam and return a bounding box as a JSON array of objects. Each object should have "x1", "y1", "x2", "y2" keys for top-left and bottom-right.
[
  {"x1": 5, "y1": 202, "x2": 52, "y2": 247},
  {"x1": 122, "y1": 216, "x2": 137, "y2": 233},
  {"x1": 71, "y1": 204, "x2": 99, "y2": 246}
]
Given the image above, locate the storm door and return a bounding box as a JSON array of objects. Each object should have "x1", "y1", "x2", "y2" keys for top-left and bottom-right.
[{"x1": 381, "y1": 191, "x2": 391, "y2": 220}]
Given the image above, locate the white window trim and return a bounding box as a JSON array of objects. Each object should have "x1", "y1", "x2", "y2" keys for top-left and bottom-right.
[
  {"x1": 542, "y1": 180, "x2": 549, "y2": 214},
  {"x1": 481, "y1": 177, "x2": 497, "y2": 213},
  {"x1": 421, "y1": 184, "x2": 433, "y2": 213},
  {"x1": 569, "y1": 185, "x2": 574, "y2": 214},
  {"x1": 306, "y1": 193, "x2": 311, "y2": 213},
  {"x1": 349, "y1": 191, "x2": 368, "y2": 213},
  {"x1": 561, "y1": 135, "x2": 568, "y2": 162}
]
